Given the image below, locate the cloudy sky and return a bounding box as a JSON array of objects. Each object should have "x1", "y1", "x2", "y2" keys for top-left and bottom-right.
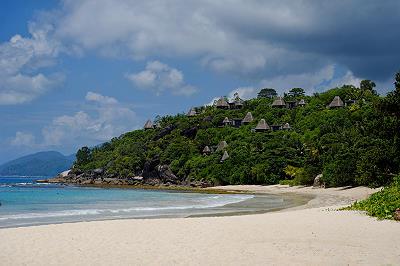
[{"x1": 0, "y1": 0, "x2": 399, "y2": 163}]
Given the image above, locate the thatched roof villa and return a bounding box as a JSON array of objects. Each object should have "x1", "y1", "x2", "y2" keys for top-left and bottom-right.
[
  {"x1": 329, "y1": 96, "x2": 344, "y2": 108},
  {"x1": 282, "y1": 123, "x2": 291, "y2": 130},
  {"x1": 272, "y1": 96, "x2": 286, "y2": 108},
  {"x1": 187, "y1": 108, "x2": 197, "y2": 117},
  {"x1": 202, "y1": 146, "x2": 211, "y2": 155},
  {"x1": 242, "y1": 112, "x2": 254, "y2": 124},
  {"x1": 216, "y1": 140, "x2": 228, "y2": 151},
  {"x1": 215, "y1": 97, "x2": 230, "y2": 109},
  {"x1": 298, "y1": 99, "x2": 306, "y2": 106},
  {"x1": 144, "y1": 120, "x2": 154, "y2": 130},
  {"x1": 255, "y1": 119, "x2": 270, "y2": 132},
  {"x1": 221, "y1": 151, "x2": 230, "y2": 162},
  {"x1": 222, "y1": 117, "x2": 231, "y2": 126}
]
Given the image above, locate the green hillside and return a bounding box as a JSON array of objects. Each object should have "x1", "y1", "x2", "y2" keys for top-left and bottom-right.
[{"x1": 73, "y1": 74, "x2": 400, "y2": 188}]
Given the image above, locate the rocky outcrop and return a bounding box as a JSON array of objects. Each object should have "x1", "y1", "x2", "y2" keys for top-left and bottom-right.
[
  {"x1": 313, "y1": 174, "x2": 324, "y2": 188},
  {"x1": 43, "y1": 156, "x2": 212, "y2": 188}
]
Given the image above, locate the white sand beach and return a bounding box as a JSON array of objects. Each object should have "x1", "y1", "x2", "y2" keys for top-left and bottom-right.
[{"x1": 0, "y1": 185, "x2": 399, "y2": 266}]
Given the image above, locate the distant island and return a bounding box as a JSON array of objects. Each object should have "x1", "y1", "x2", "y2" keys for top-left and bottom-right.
[{"x1": 0, "y1": 151, "x2": 75, "y2": 177}]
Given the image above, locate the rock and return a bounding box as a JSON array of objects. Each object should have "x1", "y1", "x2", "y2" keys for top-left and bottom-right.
[
  {"x1": 181, "y1": 127, "x2": 198, "y2": 139},
  {"x1": 394, "y1": 209, "x2": 400, "y2": 221},
  {"x1": 313, "y1": 174, "x2": 323, "y2": 188},
  {"x1": 93, "y1": 168, "x2": 104, "y2": 175},
  {"x1": 142, "y1": 156, "x2": 161, "y2": 179},
  {"x1": 153, "y1": 124, "x2": 176, "y2": 141},
  {"x1": 157, "y1": 165, "x2": 179, "y2": 183},
  {"x1": 133, "y1": 176, "x2": 144, "y2": 181}
]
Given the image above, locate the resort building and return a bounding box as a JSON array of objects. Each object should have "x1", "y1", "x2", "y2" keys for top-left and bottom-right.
[
  {"x1": 216, "y1": 141, "x2": 228, "y2": 152},
  {"x1": 232, "y1": 118, "x2": 243, "y2": 128},
  {"x1": 215, "y1": 94, "x2": 244, "y2": 110},
  {"x1": 242, "y1": 112, "x2": 254, "y2": 124},
  {"x1": 187, "y1": 108, "x2": 197, "y2": 117},
  {"x1": 222, "y1": 117, "x2": 231, "y2": 126},
  {"x1": 298, "y1": 99, "x2": 306, "y2": 107},
  {"x1": 282, "y1": 123, "x2": 291, "y2": 130},
  {"x1": 271, "y1": 124, "x2": 282, "y2": 131},
  {"x1": 255, "y1": 119, "x2": 270, "y2": 132},
  {"x1": 329, "y1": 96, "x2": 345, "y2": 108},
  {"x1": 144, "y1": 120, "x2": 154, "y2": 130},
  {"x1": 272, "y1": 96, "x2": 286, "y2": 108},
  {"x1": 221, "y1": 151, "x2": 230, "y2": 162},
  {"x1": 215, "y1": 97, "x2": 230, "y2": 109},
  {"x1": 202, "y1": 146, "x2": 211, "y2": 155},
  {"x1": 286, "y1": 100, "x2": 297, "y2": 109},
  {"x1": 229, "y1": 93, "x2": 244, "y2": 109}
]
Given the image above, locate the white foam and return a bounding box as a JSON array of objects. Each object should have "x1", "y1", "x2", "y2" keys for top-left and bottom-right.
[{"x1": 0, "y1": 194, "x2": 253, "y2": 221}]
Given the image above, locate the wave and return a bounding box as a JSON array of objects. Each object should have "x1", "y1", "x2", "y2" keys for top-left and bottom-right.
[{"x1": 0, "y1": 194, "x2": 253, "y2": 221}]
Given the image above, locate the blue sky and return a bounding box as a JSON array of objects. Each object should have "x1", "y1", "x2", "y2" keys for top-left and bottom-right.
[{"x1": 1, "y1": 0, "x2": 399, "y2": 164}]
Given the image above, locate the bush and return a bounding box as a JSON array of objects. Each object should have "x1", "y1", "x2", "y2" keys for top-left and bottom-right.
[{"x1": 347, "y1": 176, "x2": 400, "y2": 219}]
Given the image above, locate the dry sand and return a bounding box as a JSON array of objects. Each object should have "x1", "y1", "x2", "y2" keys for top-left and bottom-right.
[{"x1": 0, "y1": 185, "x2": 399, "y2": 266}]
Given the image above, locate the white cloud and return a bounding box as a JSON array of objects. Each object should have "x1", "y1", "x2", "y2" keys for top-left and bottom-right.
[
  {"x1": 126, "y1": 61, "x2": 197, "y2": 96},
  {"x1": 0, "y1": 23, "x2": 63, "y2": 105},
  {"x1": 10, "y1": 132, "x2": 36, "y2": 147},
  {"x1": 85, "y1": 91, "x2": 118, "y2": 104},
  {"x1": 259, "y1": 65, "x2": 362, "y2": 95},
  {"x1": 228, "y1": 87, "x2": 257, "y2": 100},
  {"x1": 42, "y1": 92, "x2": 137, "y2": 146}
]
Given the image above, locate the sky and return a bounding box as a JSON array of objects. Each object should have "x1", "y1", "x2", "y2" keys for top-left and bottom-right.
[{"x1": 0, "y1": 0, "x2": 400, "y2": 164}]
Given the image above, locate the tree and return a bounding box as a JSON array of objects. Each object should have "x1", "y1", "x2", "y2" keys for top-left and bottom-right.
[
  {"x1": 360, "y1": 80, "x2": 376, "y2": 94},
  {"x1": 76, "y1": 147, "x2": 91, "y2": 166},
  {"x1": 257, "y1": 88, "x2": 277, "y2": 99},
  {"x1": 288, "y1": 88, "x2": 305, "y2": 97},
  {"x1": 395, "y1": 71, "x2": 400, "y2": 92}
]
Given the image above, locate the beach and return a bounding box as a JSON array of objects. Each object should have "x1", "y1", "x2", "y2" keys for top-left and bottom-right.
[{"x1": 0, "y1": 185, "x2": 399, "y2": 265}]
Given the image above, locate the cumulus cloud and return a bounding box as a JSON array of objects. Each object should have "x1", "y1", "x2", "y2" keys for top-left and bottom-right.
[
  {"x1": 126, "y1": 61, "x2": 197, "y2": 96},
  {"x1": 10, "y1": 132, "x2": 36, "y2": 147},
  {"x1": 42, "y1": 92, "x2": 137, "y2": 146},
  {"x1": 0, "y1": 23, "x2": 63, "y2": 105},
  {"x1": 52, "y1": 0, "x2": 400, "y2": 82}
]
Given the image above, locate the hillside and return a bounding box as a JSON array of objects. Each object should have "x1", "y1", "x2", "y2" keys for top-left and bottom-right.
[
  {"x1": 66, "y1": 76, "x2": 400, "y2": 188},
  {"x1": 0, "y1": 151, "x2": 75, "y2": 177}
]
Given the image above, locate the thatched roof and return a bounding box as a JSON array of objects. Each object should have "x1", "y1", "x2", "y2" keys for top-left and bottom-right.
[
  {"x1": 329, "y1": 96, "x2": 344, "y2": 108},
  {"x1": 144, "y1": 119, "x2": 154, "y2": 129},
  {"x1": 216, "y1": 140, "x2": 228, "y2": 151},
  {"x1": 282, "y1": 123, "x2": 291, "y2": 130},
  {"x1": 242, "y1": 112, "x2": 254, "y2": 123},
  {"x1": 155, "y1": 122, "x2": 162, "y2": 129},
  {"x1": 223, "y1": 117, "x2": 230, "y2": 124},
  {"x1": 215, "y1": 97, "x2": 229, "y2": 108},
  {"x1": 298, "y1": 99, "x2": 306, "y2": 106},
  {"x1": 187, "y1": 108, "x2": 197, "y2": 117},
  {"x1": 272, "y1": 96, "x2": 286, "y2": 107},
  {"x1": 233, "y1": 93, "x2": 244, "y2": 106},
  {"x1": 203, "y1": 146, "x2": 211, "y2": 154},
  {"x1": 255, "y1": 119, "x2": 270, "y2": 130},
  {"x1": 221, "y1": 151, "x2": 229, "y2": 162}
]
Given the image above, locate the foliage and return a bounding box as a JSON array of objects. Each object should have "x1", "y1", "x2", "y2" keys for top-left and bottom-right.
[
  {"x1": 257, "y1": 88, "x2": 277, "y2": 99},
  {"x1": 72, "y1": 73, "x2": 400, "y2": 188},
  {"x1": 347, "y1": 176, "x2": 400, "y2": 220}
]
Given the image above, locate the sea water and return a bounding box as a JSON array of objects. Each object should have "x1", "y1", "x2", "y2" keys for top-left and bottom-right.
[{"x1": 0, "y1": 177, "x2": 299, "y2": 228}]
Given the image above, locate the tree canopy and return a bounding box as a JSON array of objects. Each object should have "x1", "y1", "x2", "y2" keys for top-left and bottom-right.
[{"x1": 73, "y1": 73, "x2": 400, "y2": 188}]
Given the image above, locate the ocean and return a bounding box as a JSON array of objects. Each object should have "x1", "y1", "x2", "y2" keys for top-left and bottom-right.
[{"x1": 0, "y1": 177, "x2": 299, "y2": 228}]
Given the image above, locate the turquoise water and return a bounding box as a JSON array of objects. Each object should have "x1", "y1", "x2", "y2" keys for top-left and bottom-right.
[{"x1": 0, "y1": 177, "x2": 299, "y2": 228}]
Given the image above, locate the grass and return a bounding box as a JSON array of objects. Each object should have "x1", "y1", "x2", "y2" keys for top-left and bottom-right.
[{"x1": 345, "y1": 177, "x2": 400, "y2": 220}]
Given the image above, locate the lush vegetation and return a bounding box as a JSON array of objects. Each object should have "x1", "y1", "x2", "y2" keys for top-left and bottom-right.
[
  {"x1": 74, "y1": 72, "x2": 400, "y2": 188},
  {"x1": 346, "y1": 175, "x2": 400, "y2": 219}
]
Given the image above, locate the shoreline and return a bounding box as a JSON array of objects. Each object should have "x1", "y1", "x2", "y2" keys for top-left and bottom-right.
[{"x1": 1, "y1": 185, "x2": 399, "y2": 265}]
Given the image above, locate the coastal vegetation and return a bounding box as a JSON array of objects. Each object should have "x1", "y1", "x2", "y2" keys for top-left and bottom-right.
[
  {"x1": 347, "y1": 175, "x2": 400, "y2": 220},
  {"x1": 71, "y1": 71, "x2": 400, "y2": 192}
]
